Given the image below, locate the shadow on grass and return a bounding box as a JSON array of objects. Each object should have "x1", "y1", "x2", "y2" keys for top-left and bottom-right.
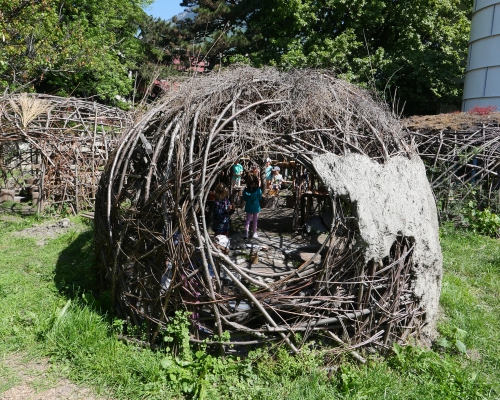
[{"x1": 54, "y1": 229, "x2": 109, "y2": 310}]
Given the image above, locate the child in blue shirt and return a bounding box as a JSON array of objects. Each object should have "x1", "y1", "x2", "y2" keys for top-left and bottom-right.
[
  {"x1": 264, "y1": 158, "x2": 272, "y2": 189},
  {"x1": 230, "y1": 159, "x2": 243, "y2": 191},
  {"x1": 242, "y1": 175, "x2": 262, "y2": 239}
]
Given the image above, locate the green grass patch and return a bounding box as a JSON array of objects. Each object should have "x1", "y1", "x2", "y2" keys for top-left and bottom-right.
[
  {"x1": 0, "y1": 217, "x2": 498, "y2": 399},
  {"x1": 438, "y1": 230, "x2": 500, "y2": 394}
]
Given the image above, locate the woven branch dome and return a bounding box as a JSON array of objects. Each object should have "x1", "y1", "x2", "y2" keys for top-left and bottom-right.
[{"x1": 94, "y1": 67, "x2": 426, "y2": 352}]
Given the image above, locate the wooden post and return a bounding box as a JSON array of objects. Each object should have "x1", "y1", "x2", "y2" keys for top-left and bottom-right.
[
  {"x1": 37, "y1": 161, "x2": 45, "y2": 214},
  {"x1": 300, "y1": 193, "x2": 306, "y2": 227},
  {"x1": 92, "y1": 107, "x2": 98, "y2": 200},
  {"x1": 75, "y1": 163, "x2": 80, "y2": 214}
]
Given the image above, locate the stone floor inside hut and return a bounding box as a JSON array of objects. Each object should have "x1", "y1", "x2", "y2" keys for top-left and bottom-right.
[{"x1": 211, "y1": 188, "x2": 332, "y2": 281}]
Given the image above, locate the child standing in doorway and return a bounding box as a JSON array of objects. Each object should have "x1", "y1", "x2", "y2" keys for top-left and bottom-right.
[
  {"x1": 212, "y1": 183, "x2": 234, "y2": 236},
  {"x1": 271, "y1": 166, "x2": 283, "y2": 191},
  {"x1": 242, "y1": 175, "x2": 262, "y2": 239},
  {"x1": 230, "y1": 159, "x2": 243, "y2": 191},
  {"x1": 264, "y1": 158, "x2": 273, "y2": 189}
]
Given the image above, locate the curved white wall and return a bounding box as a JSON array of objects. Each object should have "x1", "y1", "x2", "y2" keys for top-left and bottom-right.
[{"x1": 462, "y1": 0, "x2": 500, "y2": 111}]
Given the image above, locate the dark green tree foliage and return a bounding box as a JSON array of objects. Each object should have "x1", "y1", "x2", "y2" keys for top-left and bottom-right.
[
  {"x1": 138, "y1": 5, "x2": 233, "y2": 81},
  {"x1": 175, "y1": 0, "x2": 472, "y2": 115},
  {"x1": 139, "y1": 16, "x2": 183, "y2": 79},
  {"x1": 0, "y1": 0, "x2": 151, "y2": 104}
]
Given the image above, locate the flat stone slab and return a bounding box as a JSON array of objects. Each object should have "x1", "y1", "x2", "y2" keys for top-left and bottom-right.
[{"x1": 299, "y1": 252, "x2": 321, "y2": 263}]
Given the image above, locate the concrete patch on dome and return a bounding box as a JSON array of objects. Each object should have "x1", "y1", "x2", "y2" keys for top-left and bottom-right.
[{"x1": 313, "y1": 153, "x2": 442, "y2": 335}]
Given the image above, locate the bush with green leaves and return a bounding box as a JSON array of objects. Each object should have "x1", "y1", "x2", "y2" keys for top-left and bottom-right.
[
  {"x1": 461, "y1": 200, "x2": 500, "y2": 237},
  {"x1": 435, "y1": 326, "x2": 468, "y2": 354}
]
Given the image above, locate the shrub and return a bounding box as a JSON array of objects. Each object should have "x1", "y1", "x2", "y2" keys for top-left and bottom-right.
[
  {"x1": 468, "y1": 105, "x2": 497, "y2": 115},
  {"x1": 461, "y1": 200, "x2": 500, "y2": 237}
]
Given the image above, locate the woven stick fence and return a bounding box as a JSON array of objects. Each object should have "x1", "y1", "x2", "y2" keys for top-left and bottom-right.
[
  {"x1": 94, "y1": 67, "x2": 425, "y2": 353},
  {"x1": 406, "y1": 113, "x2": 500, "y2": 218},
  {"x1": 0, "y1": 94, "x2": 132, "y2": 212}
]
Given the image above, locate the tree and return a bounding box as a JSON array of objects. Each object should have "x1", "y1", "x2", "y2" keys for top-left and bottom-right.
[
  {"x1": 0, "y1": 0, "x2": 152, "y2": 105},
  {"x1": 137, "y1": 15, "x2": 193, "y2": 81},
  {"x1": 138, "y1": 9, "x2": 230, "y2": 92},
  {"x1": 172, "y1": 0, "x2": 472, "y2": 115}
]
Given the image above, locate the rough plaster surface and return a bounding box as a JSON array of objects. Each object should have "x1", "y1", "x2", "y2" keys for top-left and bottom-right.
[{"x1": 313, "y1": 153, "x2": 442, "y2": 334}]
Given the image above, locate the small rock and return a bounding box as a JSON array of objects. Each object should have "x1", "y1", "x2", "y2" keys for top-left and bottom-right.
[
  {"x1": 299, "y1": 252, "x2": 321, "y2": 263},
  {"x1": 271, "y1": 259, "x2": 287, "y2": 269},
  {"x1": 316, "y1": 233, "x2": 329, "y2": 245}
]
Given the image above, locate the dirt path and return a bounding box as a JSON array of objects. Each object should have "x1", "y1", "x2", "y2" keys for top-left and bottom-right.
[
  {"x1": 1, "y1": 354, "x2": 109, "y2": 400},
  {"x1": 11, "y1": 218, "x2": 78, "y2": 246}
]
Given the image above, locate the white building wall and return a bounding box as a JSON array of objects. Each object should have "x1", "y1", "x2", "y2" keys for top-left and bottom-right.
[{"x1": 462, "y1": 0, "x2": 500, "y2": 111}]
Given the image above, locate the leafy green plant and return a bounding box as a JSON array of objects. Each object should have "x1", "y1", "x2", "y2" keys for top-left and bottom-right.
[
  {"x1": 457, "y1": 146, "x2": 482, "y2": 164},
  {"x1": 461, "y1": 200, "x2": 500, "y2": 237},
  {"x1": 59, "y1": 203, "x2": 71, "y2": 218},
  {"x1": 435, "y1": 327, "x2": 468, "y2": 354},
  {"x1": 158, "y1": 312, "x2": 257, "y2": 399},
  {"x1": 125, "y1": 321, "x2": 149, "y2": 342},
  {"x1": 162, "y1": 310, "x2": 192, "y2": 360},
  {"x1": 111, "y1": 318, "x2": 124, "y2": 335}
]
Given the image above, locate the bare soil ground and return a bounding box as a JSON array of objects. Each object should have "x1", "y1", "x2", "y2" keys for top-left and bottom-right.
[
  {"x1": 1, "y1": 354, "x2": 109, "y2": 400},
  {"x1": 11, "y1": 218, "x2": 78, "y2": 246},
  {"x1": 0, "y1": 215, "x2": 24, "y2": 224}
]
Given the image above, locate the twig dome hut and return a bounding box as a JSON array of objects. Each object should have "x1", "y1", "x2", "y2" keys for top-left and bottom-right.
[
  {"x1": 95, "y1": 67, "x2": 442, "y2": 353},
  {"x1": 0, "y1": 93, "x2": 131, "y2": 212}
]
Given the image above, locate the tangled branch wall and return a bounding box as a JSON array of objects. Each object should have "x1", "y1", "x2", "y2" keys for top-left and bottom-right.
[
  {"x1": 0, "y1": 94, "x2": 131, "y2": 211},
  {"x1": 406, "y1": 113, "x2": 500, "y2": 219},
  {"x1": 94, "y1": 67, "x2": 441, "y2": 352}
]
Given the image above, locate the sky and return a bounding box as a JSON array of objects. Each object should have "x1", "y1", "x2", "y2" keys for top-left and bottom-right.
[{"x1": 144, "y1": 1, "x2": 186, "y2": 21}]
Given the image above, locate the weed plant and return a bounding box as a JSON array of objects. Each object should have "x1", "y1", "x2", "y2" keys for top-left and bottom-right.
[
  {"x1": 460, "y1": 199, "x2": 500, "y2": 237},
  {"x1": 0, "y1": 216, "x2": 498, "y2": 399}
]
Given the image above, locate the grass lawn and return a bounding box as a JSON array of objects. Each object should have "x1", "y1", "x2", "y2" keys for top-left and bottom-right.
[{"x1": 0, "y1": 215, "x2": 498, "y2": 399}]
